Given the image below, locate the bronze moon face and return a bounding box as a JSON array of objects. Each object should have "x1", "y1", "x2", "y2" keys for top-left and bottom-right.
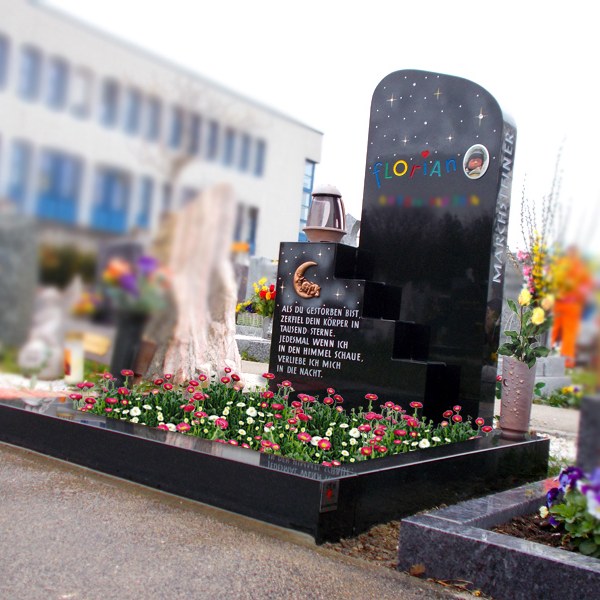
[{"x1": 293, "y1": 261, "x2": 321, "y2": 299}]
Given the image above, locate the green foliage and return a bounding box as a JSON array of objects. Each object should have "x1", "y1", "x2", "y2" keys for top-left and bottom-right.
[
  {"x1": 497, "y1": 293, "x2": 552, "y2": 367},
  {"x1": 534, "y1": 383, "x2": 583, "y2": 409},
  {"x1": 550, "y1": 489, "x2": 600, "y2": 558}
]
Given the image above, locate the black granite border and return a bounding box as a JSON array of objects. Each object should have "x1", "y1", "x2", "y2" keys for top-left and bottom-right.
[
  {"x1": 398, "y1": 480, "x2": 600, "y2": 600},
  {"x1": 0, "y1": 397, "x2": 549, "y2": 543}
]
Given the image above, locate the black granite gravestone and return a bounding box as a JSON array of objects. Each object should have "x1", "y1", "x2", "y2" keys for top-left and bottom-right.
[{"x1": 269, "y1": 69, "x2": 516, "y2": 422}]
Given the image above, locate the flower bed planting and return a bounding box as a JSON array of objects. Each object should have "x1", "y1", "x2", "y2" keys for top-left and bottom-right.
[{"x1": 69, "y1": 368, "x2": 493, "y2": 466}]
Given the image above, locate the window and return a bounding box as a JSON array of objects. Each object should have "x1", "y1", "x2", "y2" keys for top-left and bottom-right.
[
  {"x1": 188, "y1": 113, "x2": 202, "y2": 155},
  {"x1": 298, "y1": 160, "x2": 316, "y2": 242},
  {"x1": 36, "y1": 149, "x2": 82, "y2": 224},
  {"x1": 223, "y1": 128, "x2": 236, "y2": 167},
  {"x1": 70, "y1": 68, "x2": 92, "y2": 118},
  {"x1": 168, "y1": 105, "x2": 184, "y2": 149},
  {"x1": 123, "y1": 88, "x2": 142, "y2": 135},
  {"x1": 92, "y1": 167, "x2": 131, "y2": 233},
  {"x1": 161, "y1": 183, "x2": 172, "y2": 215},
  {"x1": 46, "y1": 57, "x2": 69, "y2": 110},
  {"x1": 0, "y1": 34, "x2": 9, "y2": 90},
  {"x1": 144, "y1": 96, "x2": 162, "y2": 142},
  {"x1": 99, "y1": 78, "x2": 120, "y2": 127},
  {"x1": 248, "y1": 207, "x2": 258, "y2": 255},
  {"x1": 238, "y1": 133, "x2": 251, "y2": 172},
  {"x1": 253, "y1": 139, "x2": 266, "y2": 177},
  {"x1": 18, "y1": 46, "x2": 42, "y2": 101},
  {"x1": 136, "y1": 176, "x2": 153, "y2": 229},
  {"x1": 7, "y1": 140, "x2": 31, "y2": 206},
  {"x1": 206, "y1": 119, "x2": 219, "y2": 161}
]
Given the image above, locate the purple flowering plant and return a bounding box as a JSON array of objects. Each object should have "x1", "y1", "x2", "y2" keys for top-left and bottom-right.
[
  {"x1": 102, "y1": 255, "x2": 170, "y2": 315},
  {"x1": 541, "y1": 465, "x2": 600, "y2": 558}
]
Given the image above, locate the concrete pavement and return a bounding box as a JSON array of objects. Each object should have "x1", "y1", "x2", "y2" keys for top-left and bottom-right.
[{"x1": 0, "y1": 442, "x2": 469, "y2": 600}]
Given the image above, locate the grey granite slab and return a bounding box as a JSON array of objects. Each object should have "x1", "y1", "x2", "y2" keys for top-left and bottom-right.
[{"x1": 398, "y1": 479, "x2": 600, "y2": 600}]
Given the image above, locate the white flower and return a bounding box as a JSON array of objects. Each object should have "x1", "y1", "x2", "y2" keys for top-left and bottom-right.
[
  {"x1": 236, "y1": 402, "x2": 246, "y2": 408},
  {"x1": 238, "y1": 420, "x2": 245, "y2": 426},
  {"x1": 209, "y1": 415, "x2": 218, "y2": 421},
  {"x1": 418, "y1": 439, "x2": 431, "y2": 449},
  {"x1": 157, "y1": 413, "x2": 164, "y2": 422},
  {"x1": 143, "y1": 404, "x2": 153, "y2": 410},
  {"x1": 258, "y1": 411, "x2": 265, "y2": 418},
  {"x1": 586, "y1": 491, "x2": 600, "y2": 519},
  {"x1": 156, "y1": 406, "x2": 162, "y2": 411},
  {"x1": 349, "y1": 428, "x2": 360, "y2": 438},
  {"x1": 129, "y1": 407, "x2": 142, "y2": 417},
  {"x1": 339, "y1": 423, "x2": 349, "y2": 429},
  {"x1": 349, "y1": 438, "x2": 358, "y2": 446},
  {"x1": 349, "y1": 458, "x2": 355, "y2": 463},
  {"x1": 247, "y1": 417, "x2": 254, "y2": 424},
  {"x1": 226, "y1": 401, "x2": 233, "y2": 406},
  {"x1": 223, "y1": 407, "x2": 230, "y2": 416},
  {"x1": 445, "y1": 438, "x2": 452, "y2": 443},
  {"x1": 325, "y1": 428, "x2": 333, "y2": 437},
  {"x1": 122, "y1": 409, "x2": 130, "y2": 415},
  {"x1": 432, "y1": 436, "x2": 441, "y2": 443},
  {"x1": 341, "y1": 450, "x2": 349, "y2": 457},
  {"x1": 238, "y1": 429, "x2": 246, "y2": 436},
  {"x1": 311, "y1": 436, "x2": 322, "y2": 446},
  {"x1": 539, "y1": 505, "x2": 549, "y2": 519},
  {"x1": 411, "y1": 441, "x2": 419, "y2": 447},
  {"x1": 166, "y1": 423, "x2": 176, "y2": 431},
  {"x1": 130, "y1": 417, "x2": 139, "y2": 424},
  {"x1": 329, "y1": 422, "x2": 337, "y2": 427},
  {"x1": 341, "y1": 441, "x2": 348, "y2": 447},
  {"x1": 246, "y1": 407, "x2": 258, "y2": 417}
]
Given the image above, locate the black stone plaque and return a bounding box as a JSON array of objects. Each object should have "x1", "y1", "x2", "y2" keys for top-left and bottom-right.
[{"x1": 269, "y1": 69, "x2": 516, "y2": 422}]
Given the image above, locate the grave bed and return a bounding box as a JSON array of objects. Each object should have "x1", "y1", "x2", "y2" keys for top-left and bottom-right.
[
  {"x1": 398, "y1": 480, "x2": 600, "y2": 600},
  {"x1": 0, "y1": 396, "x2": 549, "y2": 544}
]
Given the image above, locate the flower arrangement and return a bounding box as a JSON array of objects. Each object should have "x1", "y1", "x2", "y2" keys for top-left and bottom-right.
[
  {"x1": 251, "y1": 277, "x2": 277, "y2": 318},
  {"x1": 540, "y1": 466, "x2": 600, "y2": 558},
  {"x1": 70, "y1": 369, "x2": 492, "y2": 466},
  {"x1": 497, "y1": 287, "x2": 552, "y2": 367},
  {"x1": 533, "y1": 383, "x2": 583, "y2": 409},
  {"x1": 71, "y1": 290, "x2": 102, "y2": 317},
  {"x1": 102, "y1": 255, "x2": 169, "y2": 315}
]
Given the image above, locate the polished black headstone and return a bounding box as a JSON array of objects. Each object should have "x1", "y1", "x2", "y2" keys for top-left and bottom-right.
[{"x1": 269, "y1": 70, "x2": 516, "y2": 422}]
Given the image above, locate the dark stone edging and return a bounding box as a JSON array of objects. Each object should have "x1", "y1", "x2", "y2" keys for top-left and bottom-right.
[{"x1": 397, "y1": 479, "x2": 600, "y2": 600}]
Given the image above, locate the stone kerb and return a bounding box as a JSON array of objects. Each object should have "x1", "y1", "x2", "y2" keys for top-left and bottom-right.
[{"x1": 397, "y1": 480, "x2": 600, "y2": 600}]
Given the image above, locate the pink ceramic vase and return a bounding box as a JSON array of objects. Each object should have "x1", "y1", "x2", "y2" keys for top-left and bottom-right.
[{"x1": 499, "y1": 356, "x2": 537, "y2": 441}]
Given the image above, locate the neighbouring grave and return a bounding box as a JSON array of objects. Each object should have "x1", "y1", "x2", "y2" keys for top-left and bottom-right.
[{"x1": 269, "y1": 69, "x2": 516, "y2": 422}]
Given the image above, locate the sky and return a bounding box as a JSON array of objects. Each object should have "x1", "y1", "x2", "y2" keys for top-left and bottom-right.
[{"x1": 46, "y1": 0, "x2": 600, "y2": 258}]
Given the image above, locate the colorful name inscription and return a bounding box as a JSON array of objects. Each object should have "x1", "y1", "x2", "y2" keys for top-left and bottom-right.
[
  {"x1": 378, "y1": 194, "x2": 481, "y2": 208},
  {"x1": 372, "y1": 156, "x2": 458, "y2": 189}
]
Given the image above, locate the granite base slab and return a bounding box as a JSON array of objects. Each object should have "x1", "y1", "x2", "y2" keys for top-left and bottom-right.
[
  {"x1": 0, "y1": 396, "x2": 548, "y2": 544},
  {"x1": 398, "y1": 480, "x2": 600, "y2": 600}
]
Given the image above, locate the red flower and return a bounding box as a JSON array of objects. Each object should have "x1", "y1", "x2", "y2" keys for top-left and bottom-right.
[
  {"x1": 193, "y1": 392, "x2": 204, "y2": 401},
  {"x1": 297, "y1": 432, "x2": 312, "y2": 443},
  {"x1": 262, "y1": 372, "x2": 275, "y2": 380},
  {"x1": 176, "y1": 422, "x2": 191, "y2": 432},
  {"x1": 261, "y1": 439, "x2": 272, "y2": 448},
  {"x1": 157, "y1": 424, "x2": 169, "y2": 431},
  {"x1": 76, "y1": 382, "x2": 85, "y2": 389},
  {"x1": 452, "y1": 414, "x2": 463, "y2": 423},
  {"x1": 482, "y1": 425, "x2": 493, "y2": 433},
  {"x1": 496, "y1": 375, "x2": 502, "y2": 382},
  {"x1": 318, "y1": 439, "x2": 332, "y2": 451},
  {"x1": 287, "y1": 418, "x2": 298, "y2": 425},
  {"x1": 120, "y1": 399, "x2": 129, "y2": 406},
  {"x1": 333, "y1": 394, "x2": 343, "y2": 404},
  {"x1": 291, "y1": 401, "x2": 302, "y2": 408},
  {"x1": 182, "y1": 404, "x2": 195, "y2": 413},
  {"x1": 120, "y1": 369, "x2": 134, "y2": 377},
  {"x1": 231, "y1": 374, "x2": 240, "y2": 382},
  {"x1": 187, "y1": 386, "x2": 195, "y2": 393},
  {"x1": 104, "y1": 407, "x2": 112, "y2": 413},
  {"x1": 221, "y1": 377, "x2": 231, "y2": 384},
  {"x1": 215, "y1": 418, "x2": 229, "y2": 429},
  {"x1": 224, "y1": 366, "x2": 232, "y2": 374},
  {"x1": 327, "y1": 387, "x2": 335, "y2": 395},
  {"x1": 384, "y1": 401, "x2": 395, "y2": 408},
  {"x1": 410, "y1": 401, "x2": 423, "y2": 409},
  {"x1": 163, "y1": 383, "x2": 173, "y2": 391},
  {"x1": 198, "y1": 374, "x2": 208, "y2": 382},
  {"x1": 475, "y1": 417, "x2": 485, "y2": 427},
  {"x1": 376, "y1": 446, "x2": 388, "y2": 454},
  {"x1": 164, "y1": 373, "x2": 173, "y2": 380},
  {"x1": 194, "y1": 411, "x2": 207, "y2": 418},
  {"x1": 69, "y1": 393, "x2": 82, "y2": 400},
  {"x1": 117, "y1": 387, "x2": 130, "y2": 395},
  {"x1": 154, "y1": 378, "x2": 164, "y2": 386},
  {"x1": 443, "y1": 410, "x2": 453, "y2": 418},
  {"x1": 358, "y1": 424, "x2": 371, "y2": 433},
  {"x1": 364, "y1": 393, "x2": 378, "y2": 401},
  {"x1": 261, "y1": 390, "x2": 274, "y2": 399},
  {"x1": 84, "y1": 382, "x2": 95, "y2": 389},
  {"x1": 360, "y1": 446, "x2": 373, "y2": 456},
  {"x1": 394, "y1": 429, "x2": 407, "y2": 437},
  {"x1": 105, "y1": 397, "x2": 118, "y2": 405},
  {"x1": 453, "y1": 405, "x2": 462, "y2": 412},
  {"x1": 271, "y1": 403, "x2": 284, "y2": 411},
  {"x1": 228, "y1": 440, "x2": 238, "y2": 446},
  {"x1": 323, "y1": 396, "x2": 334, "y2": 405},
  {"x1": 189, "y1": 380, "x2": 199, "y2": 387},
  {"x1": 297, "y1": 413, "x2": 311, "y2": 422},
  {"x1": 281, "y1": 380, "x2": 292, "y2": 387}
]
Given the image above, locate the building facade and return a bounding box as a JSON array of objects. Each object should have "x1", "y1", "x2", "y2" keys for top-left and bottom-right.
[{"x1": 0, "y1": 0, "x2": 322, "y2": 260}]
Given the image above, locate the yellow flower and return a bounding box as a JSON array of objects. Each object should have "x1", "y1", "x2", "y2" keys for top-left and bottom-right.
[
  {"x1": 531, "y1": 307, "x2": 545, "y2": 325},
  {"x1": 258, "y1": 277, "x2": 267, "y2": 286},
  {"x1": 541, "y1": 294, "x2": 555, "y2": 311},
  {"x1": 518, "y1": 288, "x2": 532, "y2": 306}
]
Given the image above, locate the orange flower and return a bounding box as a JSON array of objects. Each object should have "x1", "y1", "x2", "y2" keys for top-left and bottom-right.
[{"x1": 103, "y1": 258, "x2": 131, "y2": 283}]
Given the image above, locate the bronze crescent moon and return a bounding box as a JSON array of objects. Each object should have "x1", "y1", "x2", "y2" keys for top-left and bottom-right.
[{"x1": 293, "y1": 261, "x2": 321, "y2": 299}]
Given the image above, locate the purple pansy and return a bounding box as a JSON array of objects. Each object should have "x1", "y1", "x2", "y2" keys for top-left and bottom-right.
[
  {"x1": 137, "y1": 255, "x2": 158, "y2": 276},
  {"x1": 558, "y1": 466, "x2": 584, "y2": 491}
]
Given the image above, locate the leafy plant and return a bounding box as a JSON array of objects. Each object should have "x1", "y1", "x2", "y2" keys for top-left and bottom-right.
[
  {"x1": 541, "y1": 466, "x2": 600, "y2": 558},
  {"x1": 497, "y1": 288, "x2": 552, "y2": 367},
  {"x1": 534, "y1": 384, "x2": 583, "y2": 409}
]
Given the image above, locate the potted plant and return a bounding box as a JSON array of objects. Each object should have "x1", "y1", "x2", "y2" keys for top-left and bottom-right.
[{"x1": 497, "y1": 287, "x2": 553, "y2": 440}]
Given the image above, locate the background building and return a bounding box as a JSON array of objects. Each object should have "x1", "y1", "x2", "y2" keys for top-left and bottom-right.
[{"x1": 0, "y1": 0, "x2": 322, "y2": 261}]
